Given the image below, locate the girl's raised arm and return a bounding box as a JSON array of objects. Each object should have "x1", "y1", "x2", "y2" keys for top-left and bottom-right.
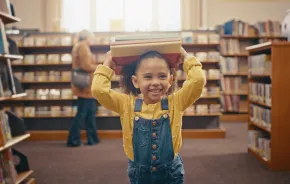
[
  {"x1": 91, "y1": 51, "x2": 129, "y2": 114},
  {"x1": 173, "y1": 49, "x2": 207, "y2": 111}
]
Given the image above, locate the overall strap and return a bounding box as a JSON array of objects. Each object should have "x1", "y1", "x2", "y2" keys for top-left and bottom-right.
[
  {"x1": 161, "y1": 98, "x2": 169, "y2": 110},
  {"x1": 134, "y1": 99, "x2": 143, "y2": 112}
]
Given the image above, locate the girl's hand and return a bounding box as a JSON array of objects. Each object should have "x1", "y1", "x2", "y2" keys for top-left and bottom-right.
[
  {"x1": 179, "y1": 47, "x2": 188, "y2": 63},
  {"x1": 103, "y1": 51, "x2": 115, "y2": 69},
  {"x1": 172, "y1": 47, "x2": 188, "y2": 68}
]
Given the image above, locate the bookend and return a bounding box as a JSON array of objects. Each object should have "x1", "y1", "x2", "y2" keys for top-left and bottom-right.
[
  {"x1": 11, "y1": 148, "x2": 30, "y2": 173},
  {"x1": 6, "y1": 111, "x2": 27, "y2": 137}
]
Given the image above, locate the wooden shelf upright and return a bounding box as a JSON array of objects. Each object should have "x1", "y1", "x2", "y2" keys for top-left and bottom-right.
[{"x1": 246, "y1": 42, "x2": 290, "y2": 171}]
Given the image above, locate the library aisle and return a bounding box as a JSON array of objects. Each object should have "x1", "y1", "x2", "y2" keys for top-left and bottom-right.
[{"x1": 14, "y1": 123, "x2": 290, "y2": 184}]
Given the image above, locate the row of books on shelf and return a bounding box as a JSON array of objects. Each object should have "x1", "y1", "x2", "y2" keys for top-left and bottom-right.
[
  {"x1": 184, "y1": 51, "x2": 221, "y2": 62},
  {"x1": 12, "y1": 31, "x2": 221, "y2": 47},
  {"x1": 184, "y1": 104, "x2": 220, "y2": 115},
  {"x1": 255, "y1": 20, "x2": 282, "y2": 37},
  {"x1": 249, "y1": 82, "x2": 271, "y2": 106},
  {"x1": 248, "y1": 54, "x2": 271, "y2": 75},
  {"x1": 220, "y1": 77, "x2": 248, "y2": 94},
  {"x1": 17, "y1": 35, "x2": 73, "y2": 47},
  {"x1": 95, "y1": 51, "x2": 221, "y2": 65},
  {"x1": 0, "y1": 64, "x2": 12, "y2": 98},
  {"x1": 176, "y1": 69, "x2": 220, "y2": 79},
  {"x1": 25, "y1": 88, "x2": 75, "y2": 100},
  {"x1": 248, "y1": 130, "x2": 271, "y2": 161},
  {"x1": 200, "y1": 87, "x2": 220, "y2": 97},
  {"x1": 219, "y1": 57, "x2": 248, "y2": 74},
  {"x1": 5, "y1": 105, "x2": 120, "y2": 117},
  {"x1": 5, "y1": 106, "x2": 77, "y2": 117},
  {"x1": 221, "y1": 20, "x2": 258, "y2": 36},
  {"x1": 219, "y1": 19, "x2": 282, "y2": 37},
  {"x1": 181, "y1": 32, "x2": 219, "y2": 44},
  {"x1": 250, "y1": 104, "x2": 271, "y2": 131},
  {"x1": 0, "y1": 149, "x2": 18, "y2": 184},
  {"x1": 258, "y1": 38, "x2": 283, "y2": 44},
  {"x1": 14, "y1": 71, "x2": 71, "y2": 82},
  {"x1": 220, "y1": 39, "x2": 253, "y2": 55},
  {"x1": 0, "y1": 20, "x2": 9, "y2": 54},
  {"x1": 13, "y1": 54, "x2": 72, "y2": 65},
  {"x1": 0, "y1": 110, "x2": 12, "y2": 146},
  {"x1": 220, "y1": 95, "x2": 247, "y2": 112}
]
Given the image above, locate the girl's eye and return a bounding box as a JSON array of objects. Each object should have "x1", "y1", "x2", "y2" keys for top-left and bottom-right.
[
  {"x1": 144, "y1": 75, "x2": 151, "y2": 79},
  {"x1": 160, "y1": 75, "x2": 167, "y2": 79}
]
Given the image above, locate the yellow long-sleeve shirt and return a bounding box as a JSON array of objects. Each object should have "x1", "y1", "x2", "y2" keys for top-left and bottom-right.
[{"x1": 91, "y1": 56, "x2": 206, "y2": 161}]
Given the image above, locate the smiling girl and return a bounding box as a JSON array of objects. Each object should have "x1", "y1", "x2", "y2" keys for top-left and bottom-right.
[{"x1": 91, "y1": 47, "x2": 206, "y2": 184}]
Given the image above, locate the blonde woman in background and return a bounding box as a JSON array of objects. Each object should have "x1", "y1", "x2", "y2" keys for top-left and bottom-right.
[{"x1": 67, "y1": 30, "x2": 100, "y2": 147}]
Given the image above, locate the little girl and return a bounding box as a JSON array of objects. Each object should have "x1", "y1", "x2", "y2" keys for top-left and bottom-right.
[{"x1": 91, "y1": 47, "x2": 206, "y2": 184}]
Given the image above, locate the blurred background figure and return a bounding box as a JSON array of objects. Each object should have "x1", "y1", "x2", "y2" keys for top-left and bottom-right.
[{"x1": 67, "y1": 30, "x2": 100, "y2": 147}]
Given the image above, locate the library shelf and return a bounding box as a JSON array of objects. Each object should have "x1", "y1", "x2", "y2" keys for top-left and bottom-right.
[
  {"x1": 27, "y1": 127, "x2": 226, "y2": 140},
  {"x1": 16, "y1": 170, "x2": 34, "y2": 184},
  {"x1": 0, "y1": 12, "x2": 20, "y2": 24},
  {"x1": 249, "y1": 121, "x2": 271, "y2": 133},
  {"x1": 182, "y1": 43, "x2": 219, "y2": 47},
  {"x1": 12, "y1": 63, "x2": 71, "y2": 67},
  {"x1": 248, "y1": 147, "x2": 271, "y2": 168},
  {"x1": 223, "y1": 72, "x2": 248, "y2": 76},
  {"x1": 10, "y1": 31, "x2": 224, "y2": 139},
  {"x1": 221, "y1": 35, "x2": 287, "y2": 40},
  {"x1": 21, "y1": 113, "x2": 221, "y2": 119},
  {"x1": 0, "y1": 54, "x2": 23, "y2": 60},
  {"x1": 0, "y1": 9, "x2": 36, "y2": 183},
  {"x1": 200, "y1": 61, "x2": 219, "y2": 64},
  {"x1": 21, "y1": 80, "x2": 70, "y2": 84},
  {"x1": 246, "y1": 42, "x2": 290, "y2": 171},
  {"x1": 221, "y1": 92, "x2": 248, "y2": 96},
  {"x1": 5, "y1": 96, "x2": 219, "y2": 101},
  {"x1": 249, "y1": 100, "x2": 271, "y2": 108},
  {"x1": 0, "y1": 93, "x2": 27, "y2": 102},
  {"x1": 0, "y1": 134, "x2": 30, "y2": 152},
  {"x1": 220, "y1": 114, "x2": 248, "y2": 122},
  {"x1": 23, "y1": 178, "x2": 36, "y2": 184},
  {"x1": 221, "y1": 54, "x2": 248, "y2": 57}
]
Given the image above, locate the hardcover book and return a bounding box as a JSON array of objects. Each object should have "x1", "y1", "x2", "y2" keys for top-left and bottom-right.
[{"x1": 110, "y1": 34, "x2": 181, "y2": 74}]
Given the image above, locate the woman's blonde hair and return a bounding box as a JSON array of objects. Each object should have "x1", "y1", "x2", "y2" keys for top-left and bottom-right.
[{"x1": 77, "y1": 30, "x2": 95, "y2": 42}]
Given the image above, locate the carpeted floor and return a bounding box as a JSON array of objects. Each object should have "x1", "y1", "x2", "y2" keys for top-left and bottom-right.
[{"x1": 15, "y1": 123, "x2": 290, "y2": 184}]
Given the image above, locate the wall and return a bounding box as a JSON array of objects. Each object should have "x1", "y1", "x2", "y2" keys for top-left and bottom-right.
[
  {"x1": 10, "y1": 0, "x2": 46, "y2": 31},
  {"x1": 205, "y1": 0, "x2": 290, "y2": 28},
  {"x1": 8, "y1": 0, "x2": 290, "y2": 31}
]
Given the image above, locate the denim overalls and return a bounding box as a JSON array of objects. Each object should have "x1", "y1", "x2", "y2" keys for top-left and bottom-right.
[{"x1": 127, "y1": 98, "x2": 185, "y2": 184}]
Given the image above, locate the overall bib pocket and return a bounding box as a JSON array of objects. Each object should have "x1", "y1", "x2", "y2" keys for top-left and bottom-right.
[{"x1": 136, "y1": 127, "x2": 150, "y2": 147}]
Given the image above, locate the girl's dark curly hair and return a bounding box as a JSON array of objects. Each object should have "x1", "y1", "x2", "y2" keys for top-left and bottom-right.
[{"x1": 120, "y1": 51, "x2": 177, "y2": 96}]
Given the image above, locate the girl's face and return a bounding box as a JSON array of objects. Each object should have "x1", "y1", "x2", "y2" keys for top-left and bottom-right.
[{"x1": 132, "y1": 57, "x2": 173, "y2": 104}]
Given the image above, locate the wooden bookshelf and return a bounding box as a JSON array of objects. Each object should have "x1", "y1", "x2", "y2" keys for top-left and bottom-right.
[
  {"x1": 0, "y1": 134, "x2": 30, "y2": 152},
  {"x1": 16, "y1": 170, "x2": 34, "y2": 184},
  {"x1": 12, "y1": 63, "x2": 71, "y2": 67},
  {"x1": 7, "y1": 31, "x2": 225, "y2": 139},
  {"x1": 0, "y1": 12, "x2": 20, "y2": 24},
  {"x1": 246, "y1": 42, "x2": 290, "y2": 171},
  {"x1": 0, "y1": 9, "x2": 36, "y2": 183},
  {"x1": 219, "y1": 33, "x2": 286, "y2": 118},
  {"x1": 0, "y1": 54, "x2": 23, "y2": 60},
  {"x1": 23, "y1": 178, "x2": 36, "y2": 184},
  {"x1": 0, "y1": 93, "x2": 27, "y2": 101}
]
